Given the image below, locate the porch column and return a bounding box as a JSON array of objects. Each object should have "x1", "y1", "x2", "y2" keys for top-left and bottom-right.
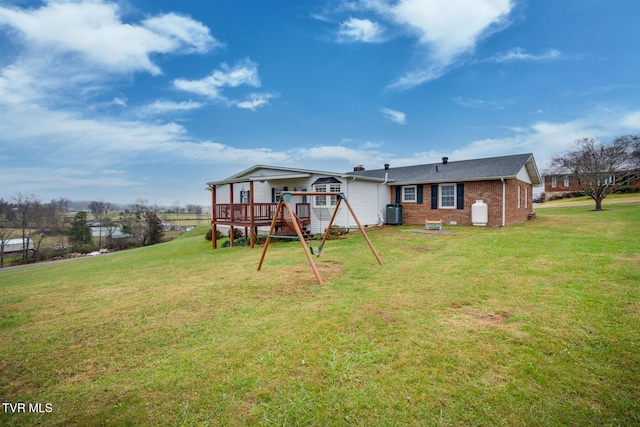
[
  {"x1": 249, "y1": 180, "x2": 255, "y2": 248},
  {"x1": 210, "y1": 185, "x2": 217, "y2": 249},
  {"x1": 229, "y1": 183, "x2": 234, "y2": 247}
]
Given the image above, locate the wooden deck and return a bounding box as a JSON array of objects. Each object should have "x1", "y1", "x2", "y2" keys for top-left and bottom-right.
[{"x1": 212, "y1": 203, "x2": 310, "y2": 227}]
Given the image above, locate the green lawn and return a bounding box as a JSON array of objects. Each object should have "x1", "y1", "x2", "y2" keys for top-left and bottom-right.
[{"x1": 1, "y1": 202, "x2": 639, "y2": 426}]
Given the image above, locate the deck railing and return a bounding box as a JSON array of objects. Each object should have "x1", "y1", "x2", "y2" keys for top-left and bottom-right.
[{"x1": 214, "y1": 203, "x2": 310, "y2": 224}]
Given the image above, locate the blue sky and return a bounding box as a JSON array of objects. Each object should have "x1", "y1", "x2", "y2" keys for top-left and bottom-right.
[{"x1": 1, "y1": 0, "x2": 639, "y2": 206}]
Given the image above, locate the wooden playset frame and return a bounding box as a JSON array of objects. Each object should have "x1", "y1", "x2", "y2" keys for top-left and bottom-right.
[{"x1": 257, "y1": 191, "x2": 383, "y2": 284}]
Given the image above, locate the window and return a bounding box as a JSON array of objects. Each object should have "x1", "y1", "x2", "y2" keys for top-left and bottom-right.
[
  {"x1": 314, "y1": 182, "x2": 341, "y2": 206},
  {"x1": 240, "y1": 189, "x2": 250, "y2": 203},
  {"x1": 551, "y1": 177, "x2": 557, "y2": 188},
  {"x1": 329, "y1": 183, "x2": 340, "y2": 205},
  {"x1": 439, "y1": 184, "x2": 456, "y2": 208},
  {"x1": 525, "y1": 187, "x2": 529, "y2": 209},
  {"x1": 314, "y1": 184, "x2": 327, "y2": 206},
  {"x1": 517, "y1": 186, "x2": 521, "y2": 209},
  {"x1": 402, "y1": 185, "x2": 417, "y2": 202},
  {"x1": 563, "y1": 176, "x2": 569, "y2": 187}
]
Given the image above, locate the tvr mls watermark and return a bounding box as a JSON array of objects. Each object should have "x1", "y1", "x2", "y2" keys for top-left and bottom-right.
[{"x1": 2, "y1": 402, "x2": 53, "y2": 413}]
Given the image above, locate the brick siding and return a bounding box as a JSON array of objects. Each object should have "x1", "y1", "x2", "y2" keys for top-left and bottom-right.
[{"x1": 393, "y1": 179, "x2": 534, "y2": 227}]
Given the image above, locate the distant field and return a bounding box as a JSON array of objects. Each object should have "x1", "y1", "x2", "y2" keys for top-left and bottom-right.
[{"x1": 1, "y1": 202, "x2": 639, "y2": 426}]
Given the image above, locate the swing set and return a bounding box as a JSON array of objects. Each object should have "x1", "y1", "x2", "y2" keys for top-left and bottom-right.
[{"x1": 257, "y1": 191, "x2": 383, "y2": 284}]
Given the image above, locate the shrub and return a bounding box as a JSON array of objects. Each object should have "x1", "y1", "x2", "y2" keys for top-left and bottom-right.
[
  {"x1": 571, "y1": 191, "x2": 586, "y2": 197},
  {"x1": 229, "y1": 228, "x2": 243, "y2": 239},
  {"x1": 614, "y1": 186, "x2": 639, "y2": 194},
  {"x1": 205, "y1": 229, "x2": 222, "y2": 241},
  {"x1": 222, "y1": 237, "x2": 251, "y2": 247}
]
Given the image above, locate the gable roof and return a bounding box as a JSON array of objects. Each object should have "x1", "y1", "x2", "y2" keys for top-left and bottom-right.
[
  {"x1": 349, "y1": 153, "x2": 541, "y2": 186},
  {"x1": 207, "y1": 165, "x2": 386, "y2": 186}
]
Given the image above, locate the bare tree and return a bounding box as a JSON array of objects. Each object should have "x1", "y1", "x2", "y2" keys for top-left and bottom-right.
[
  {"x1": 171, "y1": 200, "x2": 181, "y2": 220},
  {"x1": 550, "y1": 135, "x2": 640, "y2": 211},
  {"x1": 89, "y1": 200, "x2": 112, "y2": 248},
  {"x1": 194, "y1": 204, "x2": 204, "y2": 224},
  {"x1": 0, "y1": 212, "x2": 15, "y2": 268},
  {"x1": 12, "y1": 194, "x2": 41, "y2": 262},
  {"x1": 48, "y1": 198, "x2": 69, "y2": 250}
]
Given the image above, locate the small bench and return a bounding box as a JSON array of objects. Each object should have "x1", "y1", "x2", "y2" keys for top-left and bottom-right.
[{"x1": 425, "y1": 219, "x2": 443, "y2": 231}]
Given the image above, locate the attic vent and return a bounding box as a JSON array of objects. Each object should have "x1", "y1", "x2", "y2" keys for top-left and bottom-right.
[
  {"x1": 442, "y1": 157, "x2": 449, "y2": 164},
  {"x1": 353, "y1": 165, "x2": 365, "y2": 172}
]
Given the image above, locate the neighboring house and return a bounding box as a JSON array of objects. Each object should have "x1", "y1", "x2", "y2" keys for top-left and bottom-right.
[
  {"x1": 1, "y1": 238, "x2": 35, "y2": 254},
  {"x1": 206, "y1": 153, "x2": 542, "y2": 248},
  {"x1": 543, "y1": 171, "x2": 640, "y2": 198}
]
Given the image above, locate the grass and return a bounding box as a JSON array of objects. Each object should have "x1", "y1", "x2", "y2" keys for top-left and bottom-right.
[{"x1": 1, "y1": 202, "x2": 639, "y2": 426}]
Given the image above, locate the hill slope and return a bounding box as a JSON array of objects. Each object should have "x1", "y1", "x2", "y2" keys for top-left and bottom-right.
[{"x1": 1, "y1": 204, "x2": 639, "y2": 426}]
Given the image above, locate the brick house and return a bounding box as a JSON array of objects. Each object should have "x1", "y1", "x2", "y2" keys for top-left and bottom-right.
[
  {"x1": 350, "y1": 153, "x2": 541, "y2": 228},
  {"x1": 543, "y1": 172, "x2": 640, "y2": 198},
  {"x1": 208, "y1": 153, "x2": 542, "y2": 242}
]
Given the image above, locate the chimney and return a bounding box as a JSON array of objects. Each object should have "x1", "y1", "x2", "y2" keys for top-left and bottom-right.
[
  {"x1": 384, "y1": 163, "x2": 390, "y2": 170},
  {"x1": 442, "y1": 157, "x2": 449, "y2": 164},
  {"x1": 353, "y1": 165, "x2": 365, "y2": 172}
]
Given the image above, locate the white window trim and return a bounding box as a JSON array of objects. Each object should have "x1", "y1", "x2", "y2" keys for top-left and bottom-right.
[
  {"x1": 314, "y1": 183, "x2": 341, "y2": 207},
  {"x1": 563, "y1": 177, "x2": 569, "y2": 187},
  {"x1": 402, "y1": 185, "x2": 417, "y2": 203},
  {"x1": 439, "y1": 183, "x2": 456, "y2": 209},
  {"x1": 551, "y1": 177, "x2": 557, "y2": 188},
  {"x1": 517, "y1": 185, "x2": 521, "y2": 209}
]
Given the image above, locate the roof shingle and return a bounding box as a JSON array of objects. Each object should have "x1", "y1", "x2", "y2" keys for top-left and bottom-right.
[{"x1": 348, "y1": 153, "x2": 539, "y2": 185}]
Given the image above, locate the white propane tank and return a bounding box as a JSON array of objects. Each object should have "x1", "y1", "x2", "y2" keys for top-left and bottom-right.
[{"x1": 472, "y1": 200, "x2": 488, "y2": 226}]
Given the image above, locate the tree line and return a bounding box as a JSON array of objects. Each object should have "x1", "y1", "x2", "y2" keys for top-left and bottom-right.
[{"x1": 0, "y1": 196, "x2": 198, "y2": 268}]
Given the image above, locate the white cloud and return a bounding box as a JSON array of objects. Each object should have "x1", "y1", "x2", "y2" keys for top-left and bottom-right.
[
  {"x1": 0, "y1": 1, "x2": 218, "y2": 75},
  {"x1": 110, "y1": 97, "x2": 127, "y2": 107},
  {"x1": 142, "y1": 100, "x2": 205, "y2": 115},
  {"x1": 236, "y1": 93, "x2": 276, "y2": 110},
  {"x1": 452, "y1": 96, "x2": 507, "y2": 110},
  {"x1": 490, "y1": 47, "x2": 562, "y2": 63},
  {"x1": 619, "y1": 111, "x2": 640, "y2": 129},
  {"x1": 327, "y1": 0, "x2": 514, "y2": 89},
  {"x1": 337, "y1": 17, "x2": 384, "y2": 42},
  {"x1": 142, "y1": 13, "x2": 222, "y2": 54},
  {"x1": 173, "y1": 59, "x2": 261, "y2": 101},
  {"x1": 379, "y1": 107, "x2": 407, "y2": 124},
  {"x1": 385, "y1": 0, "x2": 514, "y2": 89}
]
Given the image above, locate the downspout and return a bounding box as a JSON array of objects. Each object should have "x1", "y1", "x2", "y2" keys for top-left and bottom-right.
[
  {"x1": 501, "y1": 177, "x2": 506, "y2": 227},
  {"x1": 379, "y1": 173, "x2": 389, "y2": 226},
  {"x1": 340, "y1": 174, "x2": 358, "y2": 231}
]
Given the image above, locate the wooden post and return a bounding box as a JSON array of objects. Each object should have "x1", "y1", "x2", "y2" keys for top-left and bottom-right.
[
  {"x1": 249, "y1": 180, "x2": 255, "y2": 248},
  {"x1": 210, "y1": 185, "x2": 217, "y2": 249},
  {"x1": 257, "y1": 196, "x2": 282, "y2": 272},
  {"x1": 229, "y1": 183, "x2": 234, "y2": 247}
]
